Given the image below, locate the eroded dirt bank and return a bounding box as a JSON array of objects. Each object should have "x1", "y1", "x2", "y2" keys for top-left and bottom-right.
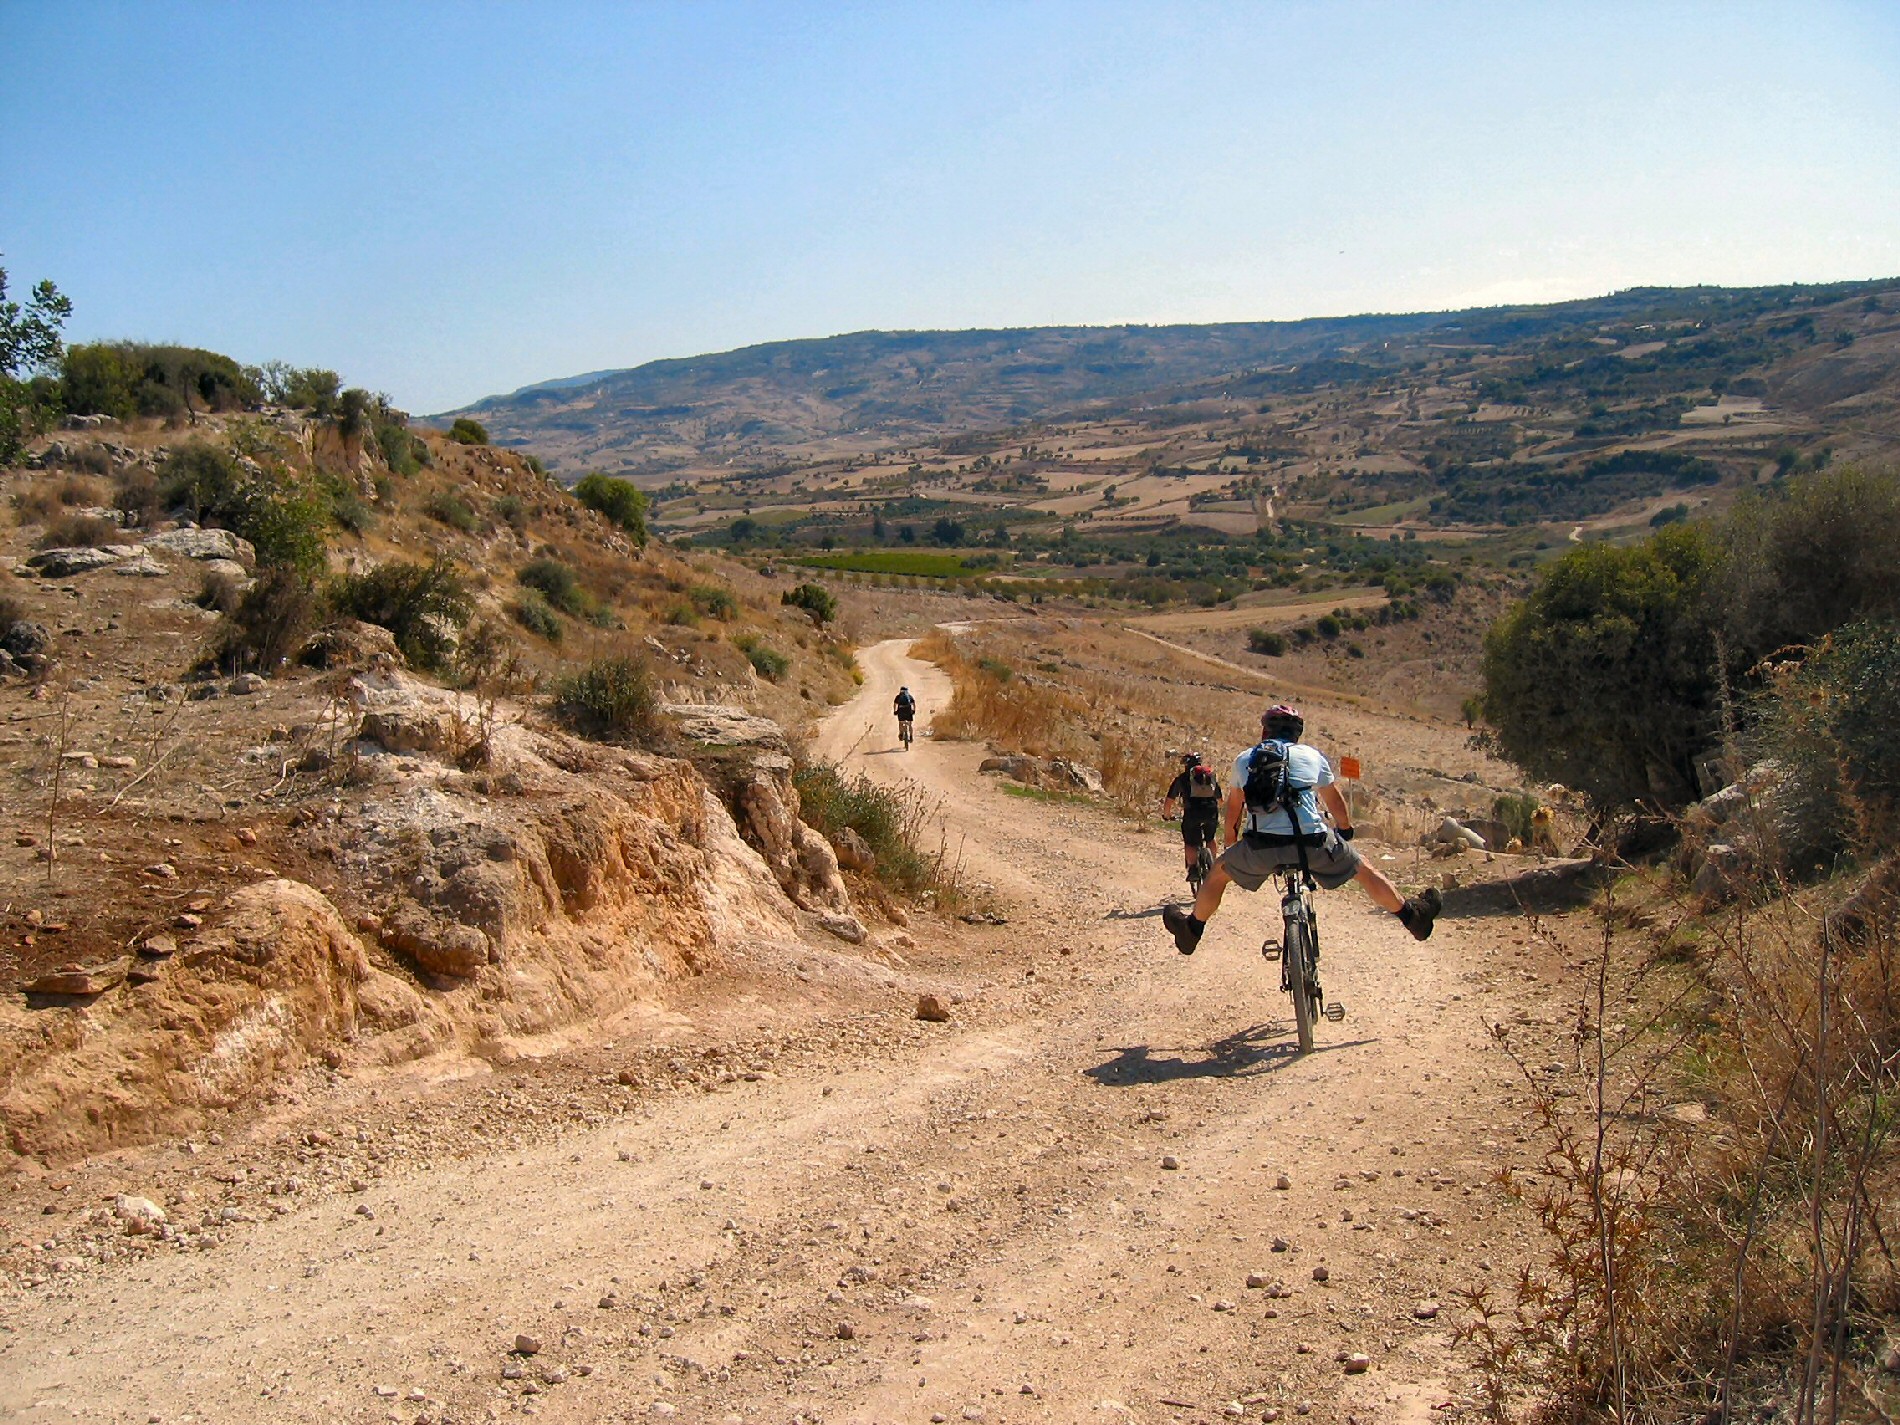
[{"x1": 0, "y1": 639, "x2": 1584, "y2": 1425}]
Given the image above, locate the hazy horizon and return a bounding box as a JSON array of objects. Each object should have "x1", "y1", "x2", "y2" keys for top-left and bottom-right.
[{"x1": 5, "y1": 1, "x2": 1898, "y2": 414}]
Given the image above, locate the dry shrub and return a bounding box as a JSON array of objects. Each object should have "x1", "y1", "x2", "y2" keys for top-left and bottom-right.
[
  {"x1": 1464, "y1": 869, "x2": 1900, "y2": 1424},
  {"x1": 36, "y1": 512, "x2": 120, "y2": 549},
  {"x1": 11, "y1": 481, "x2": 65, "y2": 524}
]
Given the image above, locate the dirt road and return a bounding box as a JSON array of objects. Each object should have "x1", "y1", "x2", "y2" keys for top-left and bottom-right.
[{"x1": 1, "y1": 639, "x2": 1543, "y2": 1425}]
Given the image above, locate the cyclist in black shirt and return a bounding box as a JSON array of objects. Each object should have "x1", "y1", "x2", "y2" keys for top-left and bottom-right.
[{"x1": 1161, "y1": 751, "x2": 1222, "y2": 887}]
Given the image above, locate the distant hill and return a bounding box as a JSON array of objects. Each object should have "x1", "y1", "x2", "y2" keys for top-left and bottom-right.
[{"x1": 432, "y1": 281, "x2": 1900, "y2": 478}]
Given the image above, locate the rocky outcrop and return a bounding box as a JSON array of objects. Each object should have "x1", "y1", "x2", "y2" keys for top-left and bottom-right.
[
  {"x1": 26, "y1": 546, "x2": 123, "y2": 576},
  {"x1": 977, "y1": 752, "x2": 1105, "y2": 796},
  {"x1": 142, "y1": 527, "x2": 257, "y2": 567},
  {"x1": 0, "y1": 880, "x2": 423, "y2": 1162},
  {"x1": 2, "y1": 677, "x2": 867, "y2": 1163}
]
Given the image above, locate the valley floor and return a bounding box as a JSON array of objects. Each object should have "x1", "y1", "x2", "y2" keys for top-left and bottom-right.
[{"x1": 0, "y1": 636, "x2": 1583, "y2": 1425}]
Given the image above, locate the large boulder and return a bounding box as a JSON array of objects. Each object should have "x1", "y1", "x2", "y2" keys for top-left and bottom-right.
[
  {"x1": 299, "y1": 619, "x2": 402, "y2": 671},
  {"x1": 1, "y1": 619, "x2": 53, "y2": 673},
  {"x1": 142, "y1": 527, "x2": 257, "y2": 567},
  {"x1": 26, "y1": 546, "x2": 123, "y2": 576}
]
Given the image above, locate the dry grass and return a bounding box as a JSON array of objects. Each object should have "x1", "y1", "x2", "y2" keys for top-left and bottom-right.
[{"x1": 1461, "y1": 863, "x2": 1900, "y2": 1424}]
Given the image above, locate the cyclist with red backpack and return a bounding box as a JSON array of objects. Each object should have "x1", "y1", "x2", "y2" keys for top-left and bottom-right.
[
  {"x1": 1162, "y1": 704, "x2": 1441, "y2": 956},
  {"x1": 1162, "y1": 751, "x2": 1223, "y2": 889}
]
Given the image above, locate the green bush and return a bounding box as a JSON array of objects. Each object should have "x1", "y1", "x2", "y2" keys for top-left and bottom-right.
[
  {"x1": 64, "y1": 342, "x2": 256, "y2": 419},
  {"x1": 423, "y1": 488, "x2": 480, "y2": 533},
  {"x1": 1751, "y1": 620, "x2": 1900, "y2": 861},
  {"x1": 1492, "y1": 792, "x2": 1541, "y2": 845},
  {"x1": 573, "y1": 472, "x2": 648, "y2": 544},
  {"x1": 732, "y1": 632, "x2": 789, "y2": 681},
  {"x1": 517, "y1": 557, "x2": 589, "y2": 617},
  {"x1": 689, "y1": 583, "x2": 738, "y2": 620},
  {"x1": 552, "y1": 656, "x2": 657, "y2": 742},
  {"x1": 448, "y1": 417, "x2": 488, "y2": 446},
  {"x1": 511, "y1": 590, "x2": 563, "y2": 643},
  {"x1": 211, "y1": 567, "x2": 319, "y2": 674},
  {"x1": 253, "y1": 362, "x2": 341, "y2": 412},
  {"x1": 1482, "y1": 526, "x2": 1715, "y2": 811},
  {"x1": 327, "y1": 557, "x2": 472, "y2": 672},
  {"x1": 158, "y1": 441, "x2": 244, "y2": 518},
  {"x1": 156, "y1": 442, "x2": 329, "y2": 573},
  {"x1": 781, "y1": 582, "x2": 837, "y2": 625},
  {"x1": 494, "y1": 494, "x2": 528, "y2": 532},
  {"x1": 792, "y1": 759, "x2": 931, "y2": 889},
  {"x1": 1315, "y1": 614, "x2": 1343, "y2": 640},
  {"x1": 374, "y1": 412, "x2": 424, "y2": 476},
  {"x1": 1247, "y1": 628, "x2": 1288, "y2": 656}
]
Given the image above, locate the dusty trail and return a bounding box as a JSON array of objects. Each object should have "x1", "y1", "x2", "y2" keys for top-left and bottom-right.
[{"x1": 0, "y1": 639, "x2": 1540, "y2": 1425}]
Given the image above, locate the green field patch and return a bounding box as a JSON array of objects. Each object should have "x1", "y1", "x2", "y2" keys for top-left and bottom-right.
[
  {"x1": 792, "y1": 549, "x2": 1003, "y2": 578},
  {"x1": 1346, "y1": 496, "x2": 1432, "y2": 525}
]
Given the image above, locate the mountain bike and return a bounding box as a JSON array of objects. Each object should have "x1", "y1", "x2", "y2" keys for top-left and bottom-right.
[
  {"x1": 1261, "y1": 863, "x2": 1345, "y2": 1053},
  {"x1": 1186, "y1": 841, "x2": 1214, "y2": 894},
  {"x1": 898, "y1": 718, "x2": 914, "y2": 751}
]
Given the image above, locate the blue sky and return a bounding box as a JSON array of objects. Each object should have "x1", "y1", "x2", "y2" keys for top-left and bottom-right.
[{"x1": 3, "y1": 1, "x2": 1897, "y2": 414}]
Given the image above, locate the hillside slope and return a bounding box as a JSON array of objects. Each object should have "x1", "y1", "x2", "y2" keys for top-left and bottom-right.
[{"x1": 433, "y1": 279, "x2": 1900, "y2": 480}]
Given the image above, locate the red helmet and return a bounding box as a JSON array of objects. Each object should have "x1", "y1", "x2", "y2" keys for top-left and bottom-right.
[{"x1": 1262, "y1": 703, "x2": 1304, "y2": 740}]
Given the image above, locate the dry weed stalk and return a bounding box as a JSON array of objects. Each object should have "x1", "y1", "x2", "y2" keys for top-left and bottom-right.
[{"x1": 1464, "y1": 864, "x2": 1900, "y2": 1425}]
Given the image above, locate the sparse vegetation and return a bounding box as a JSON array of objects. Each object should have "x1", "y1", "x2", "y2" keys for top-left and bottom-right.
[
  {"x1": 731, "y1": 631, "x2": 789, "y2": 681},
  {"x1": 780, "y1": 581, "x2": 837, "y2": 625},
  {"x1": 517, "y1": 557, "x2": 591, "y2": 618},
  {"x1": 210, "y1": 567, "x2": 320, "y2": 674},
  {"x1": 791, "y1": 759, "x2": 935, "y2": 891},
  {"x1": 423, "y1": 488, "x2": 481, "y2": 534},
  {"x1": 573, "y1": 472, "x2": 649, "y2": 543},
  {"x1": 327, "y1": 557, "x2": 473, "y2": 672},
  {"x1": 552, "y1": 655, "x2": 657, "y2": 742},
  {"x1": 1246, "y1": 628, "x2": 1288, "y2": 656}
]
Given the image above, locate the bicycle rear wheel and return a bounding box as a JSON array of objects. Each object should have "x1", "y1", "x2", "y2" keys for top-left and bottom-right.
[{"x1": 1285, "y1": 913, "x2": 1315, "y2": 1054}]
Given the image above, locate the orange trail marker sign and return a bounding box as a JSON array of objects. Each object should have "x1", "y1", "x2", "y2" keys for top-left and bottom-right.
[{"x1": 1338, "y1": 755, "x2": 1362, "y2": 780}]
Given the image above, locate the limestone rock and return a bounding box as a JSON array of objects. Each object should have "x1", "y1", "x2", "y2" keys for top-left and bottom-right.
[
  {"x1": 816, "y1": 913, "x2": 867, "y2": 944},
  {"x1": 299, "y1": 619, "x2": 402, "y2": 671},
  {"x1": 114, "y1": 1195, "x2": 168, "y2": 1234},
  {"x1": 143, "y1": 527, "x2": 257, "y2": 567},
  {"x1": 110, "y1": 552, "x2": 171, "y2": 577},
  {"x1": 382, "y1": 909, "x2": 491, "y2": 979},
  {"x1": 24, "y1": 959, "x2": 128, "y2": 996},
  {"x1": 916, "y1": 993, "x2": 953, "y2": 1023},
  {"x1": 27, "y1": 546, "x2": 123, "y2": 576},
  {"x1": 661, "y1": 703, "x2": 789, "y2": 753},
  {"x1": 831, "y1": 826, "x2": 876, "y2": 872}
]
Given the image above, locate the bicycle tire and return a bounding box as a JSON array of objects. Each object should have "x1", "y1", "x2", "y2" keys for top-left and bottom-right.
[{"x1": 1286, "y1": 908, "x2": 1315, "y2": 1054}]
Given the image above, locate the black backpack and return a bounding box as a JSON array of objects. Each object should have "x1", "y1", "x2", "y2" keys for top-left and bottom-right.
[
  {"x1": 1186, "y1": 762, "x2": 1219, "y2": 799},
  {"x1": 895, "y1": 692, "x2": 916, "y2": 716},
  {"x1": 1242, "y1": 739, "x2": 1294, "y2": 815}
]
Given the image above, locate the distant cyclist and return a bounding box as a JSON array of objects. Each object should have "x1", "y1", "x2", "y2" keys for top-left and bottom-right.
[
  {"x1": 1162, "y1": 703, "x2": 1440, "y2": 955},
  {"x1": 1161, "y1": 751, "x2": 1222, "y2": 889},
  {"x1": 894, "y1": 686, "x2": 918, "y2": 748}
]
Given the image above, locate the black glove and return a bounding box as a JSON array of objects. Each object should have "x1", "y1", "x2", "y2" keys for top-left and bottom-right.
[{"x1": 1337, "y1": 826, "x2": 1355, "y2": 841}]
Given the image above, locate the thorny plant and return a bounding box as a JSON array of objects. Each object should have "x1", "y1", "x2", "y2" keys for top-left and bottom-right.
[{"x1": 1458, "y1": 861, "x2": 1900, "y2": 1424}]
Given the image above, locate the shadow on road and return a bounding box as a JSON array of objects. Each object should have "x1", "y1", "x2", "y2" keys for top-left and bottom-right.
[
  {"x1": 1083, "y1": 1025, "x2": 1374, "y2": 1085},
  {"x1": 1105, "y1": 905, "x2": 1167, "y2": 921}
]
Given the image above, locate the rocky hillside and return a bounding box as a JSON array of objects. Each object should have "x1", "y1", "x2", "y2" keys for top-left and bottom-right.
[
  {"x1": 433, "y1": 278, "x2": 1900, "y2": 483},
  {"x1": 0, "y1": 413, "x2": 906, "y2": 1165}
]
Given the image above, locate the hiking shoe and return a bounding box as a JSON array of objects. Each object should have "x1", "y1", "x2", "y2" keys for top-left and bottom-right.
[
  {"x1": 1399, "y1": 887, "x2": 1442, "y2": 942},
  {"x1": 1163, "y1": 903, "x2": 1204, "y2": 956}
]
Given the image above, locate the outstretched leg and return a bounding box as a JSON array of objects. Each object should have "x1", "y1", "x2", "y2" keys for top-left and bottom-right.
[
  {"x1": 1165, "y1": 861, "x2": 1233, "y2": 955},
  {"x1": 1352, "y1": 859, "x2": 1440, "y2": 940}
]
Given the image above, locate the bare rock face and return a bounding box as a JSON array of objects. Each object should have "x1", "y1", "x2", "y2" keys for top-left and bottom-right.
[
  {"x1": 737, "y1": 768, "x2": 853, "y2": 916},
  {"x1": 0, "y1": 880, "x2": 395, "y2": 1161},
  {"x1": 381, "y1": 908, "x2": 492, "y2": 979}
]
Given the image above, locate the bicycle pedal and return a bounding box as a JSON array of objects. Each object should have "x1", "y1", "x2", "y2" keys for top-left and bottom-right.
[
  {"x1": 1260, "y1": 940, "x2": 1281, "y2": 961},
  {"x1": 1323, "y1": 1001, "x2": 1346, "y2": 1022}
]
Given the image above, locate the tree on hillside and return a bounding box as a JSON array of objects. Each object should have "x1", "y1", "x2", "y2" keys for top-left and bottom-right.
[
  {"x1": 0, "y1": 266, "x2": 73, "y2": 464},
  {"x1": 573, "y1": 472, "x2": 648, "y2": 545},
  {"x1": 1481, "y1": 525, "x2": 1717, "y2": 811}
]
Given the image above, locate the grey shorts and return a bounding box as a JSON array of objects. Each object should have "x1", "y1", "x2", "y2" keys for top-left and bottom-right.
[{"x1": 1217, "y1": 832, "x2": 1363, "y2": 892}]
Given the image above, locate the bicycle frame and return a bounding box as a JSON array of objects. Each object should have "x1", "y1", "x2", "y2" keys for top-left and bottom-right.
[{"x1": 1265, "y1": 863, "x2": 1343, "y2": 1052}]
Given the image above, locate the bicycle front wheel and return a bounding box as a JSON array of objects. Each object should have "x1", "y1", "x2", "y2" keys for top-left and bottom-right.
[{"x1": 1285, "y1": 915, "x2": 1315, "y2": 1054}]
